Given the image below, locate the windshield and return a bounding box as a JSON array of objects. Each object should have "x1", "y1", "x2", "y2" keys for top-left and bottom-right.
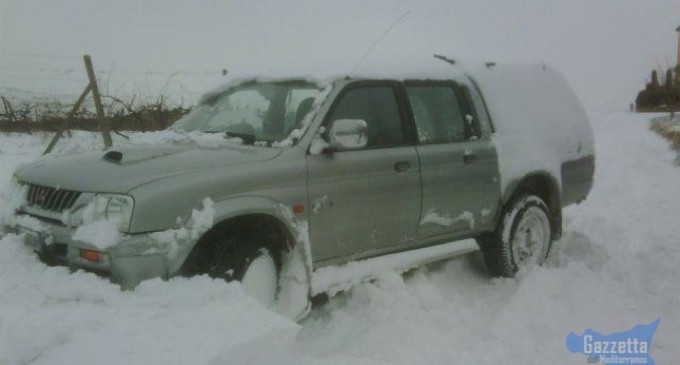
[{"x1": 172, "y1": 81, "x2": 322, "y2": 145}]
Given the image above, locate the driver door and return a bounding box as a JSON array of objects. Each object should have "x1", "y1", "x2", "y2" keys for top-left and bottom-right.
[{"x1": 306, "y1": 82, "x2": 422, "y2": 263}]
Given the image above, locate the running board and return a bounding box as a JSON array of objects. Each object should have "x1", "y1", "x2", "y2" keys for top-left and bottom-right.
[{"x1": 311, "y1": 239, "x2": 479, "y2": 296}]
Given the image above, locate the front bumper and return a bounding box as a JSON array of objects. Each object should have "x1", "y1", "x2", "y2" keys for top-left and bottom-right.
[{"x1": 9, "y1": 215, "x2": 169, "y2": 289}]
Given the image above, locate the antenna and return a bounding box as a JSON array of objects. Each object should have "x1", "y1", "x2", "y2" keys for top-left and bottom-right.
[
  {"x1": 349, "y1": 10, "x2": 411, "y2": 75},
  {"x1": 433, "y1": 54, "x2": 456, "y2": 65}
]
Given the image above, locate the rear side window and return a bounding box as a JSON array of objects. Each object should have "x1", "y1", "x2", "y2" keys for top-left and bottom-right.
[
  {"x1": 328, "y1": 86, "x2": 405, "y2": 148},
  {"x1": 406, "y1": 86, "x2": 467, "y2": 144},
  {"x1": 465, "y1": 82, "x2": 493, "y2": 134}
]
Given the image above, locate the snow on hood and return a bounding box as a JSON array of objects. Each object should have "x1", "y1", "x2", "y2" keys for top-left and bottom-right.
[{"x1": 15, "y1": 141, "x2": 280, "y2": 193}]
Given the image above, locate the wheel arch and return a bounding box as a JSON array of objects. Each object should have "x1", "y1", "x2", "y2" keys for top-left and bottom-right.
[
  {"x1": 501, "y1": 172, "x2": 562, "y2": 240},
  {"x1": 178, "y1": 196, "x2": 304, "y2": 274},
  {"x1": 177, "y1": 196, "x2": 313, "y2": 319}
]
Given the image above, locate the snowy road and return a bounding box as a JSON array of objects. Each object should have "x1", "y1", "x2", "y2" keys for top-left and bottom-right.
[{"x1": 1, "y1": 111, "x2": 679, "y2": 365}]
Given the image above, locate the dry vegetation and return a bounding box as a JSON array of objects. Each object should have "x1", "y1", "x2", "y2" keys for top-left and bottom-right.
[
  {"x1": 0, "y1": 95, "x2": 190, "y2": 134},
  {"x1": 650, "y1": 114, "x2": 680, "y2": 149},
  {"x1": 635, "y1": 67, "x2": 680, "y2": 113}
]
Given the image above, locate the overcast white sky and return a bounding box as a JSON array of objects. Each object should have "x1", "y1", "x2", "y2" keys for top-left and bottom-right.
[{"x1": 1, "y1": 0, "x2": 679, "y2": 109}]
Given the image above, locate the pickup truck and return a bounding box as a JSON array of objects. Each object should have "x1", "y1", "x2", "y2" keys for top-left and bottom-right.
[{"x1": 3, "y1": 58, "x2": 594, "y2": 319}]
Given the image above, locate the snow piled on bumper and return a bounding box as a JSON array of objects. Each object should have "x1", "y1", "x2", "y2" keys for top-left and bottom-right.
[{"x1": 0, "y1": 234, "x2": 297, "y2": 365}]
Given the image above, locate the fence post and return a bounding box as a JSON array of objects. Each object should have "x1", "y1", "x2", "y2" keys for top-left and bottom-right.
[
  {"x1": 83, "y1": 55, "x2": 112, "y2": 149},
  {"x1": 44, "y1": 55, "x2": 114, "y2": 154},
  {"x1": 1, "y1": 96, "x2": 15, "y2": 123},
  {"x1": 44, "y1": 84, "x2": 92, "y2": 154}
]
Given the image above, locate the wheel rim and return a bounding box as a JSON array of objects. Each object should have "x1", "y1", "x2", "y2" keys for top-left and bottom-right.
[
  {"x1": 241, "y1": 250, "x2": 278, "y2": 308},
  {"x1": 511, "y1": 206, "x2": 551, "y2": 268}
]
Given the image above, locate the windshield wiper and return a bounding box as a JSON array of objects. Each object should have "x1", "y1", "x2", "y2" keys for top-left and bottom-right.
[{"x1": 224, "y1": 131, "x2": 256, "y2": 145}]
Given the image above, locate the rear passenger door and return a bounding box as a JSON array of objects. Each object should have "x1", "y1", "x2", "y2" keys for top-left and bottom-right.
[{"x1": 405, "y1": 81, "x2": 500, "y2": 238}]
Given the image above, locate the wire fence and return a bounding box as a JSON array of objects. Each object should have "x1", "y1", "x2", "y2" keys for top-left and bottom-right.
[
  {"x1": 0, "y1": 52, "x2": 209, "y2": 132},
  {"x1": 0, "y1": 50, "x2": 226, "y2": 106}
]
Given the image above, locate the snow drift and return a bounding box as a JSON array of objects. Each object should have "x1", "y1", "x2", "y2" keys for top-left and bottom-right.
[{"x1": 0, "y1": 111, "x2": 678, "y2": 364}]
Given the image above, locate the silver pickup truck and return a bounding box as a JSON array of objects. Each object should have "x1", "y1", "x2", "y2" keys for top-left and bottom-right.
[{"x1": 4, "y1": 60, "x2": 594, "y2": 318}]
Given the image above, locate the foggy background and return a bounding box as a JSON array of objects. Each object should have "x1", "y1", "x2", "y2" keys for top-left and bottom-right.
[{"x1": 1, "y1": 0, "x2": 679, "y2": 110}]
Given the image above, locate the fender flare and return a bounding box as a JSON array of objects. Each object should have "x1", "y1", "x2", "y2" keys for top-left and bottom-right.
[
  {"x1": 499, "y1": 171, "x2": 563, "y2": 240},
  {"x1": 180, "y1": 195, "x2": 313, "y2": 320},
  {"x1": 210, "y1": 195, "x2": 303, "y2": 245}
]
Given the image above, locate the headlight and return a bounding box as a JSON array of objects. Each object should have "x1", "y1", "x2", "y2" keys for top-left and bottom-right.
[{"x1": 71, "y1": 194, "x2": 134, "y2": 232}]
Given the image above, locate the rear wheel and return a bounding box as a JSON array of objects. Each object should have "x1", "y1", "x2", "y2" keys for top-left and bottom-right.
[{"x1": 478, "y1": 195, "x2": 552, "y2": 277}]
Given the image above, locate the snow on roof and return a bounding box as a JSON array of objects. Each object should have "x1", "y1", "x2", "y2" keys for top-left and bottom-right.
[
  {"x1": 348, "y1": 53, "x2": 470, "y2": 81},
  {"x1": 201, "y1": 53, "x2": 486, "y2": 100}
]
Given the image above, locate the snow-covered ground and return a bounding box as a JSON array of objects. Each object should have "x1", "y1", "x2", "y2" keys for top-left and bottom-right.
[{"x1": 0, "y1": 111, "x2": 679, "y2": 364}]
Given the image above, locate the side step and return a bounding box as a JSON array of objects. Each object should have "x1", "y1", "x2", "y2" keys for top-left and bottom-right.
[{"x1": 311, "y1": 239, "x2": 479, "y2": 297}]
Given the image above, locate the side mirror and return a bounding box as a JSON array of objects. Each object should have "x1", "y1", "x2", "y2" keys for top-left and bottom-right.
[{"x1": 327, "y1": 119, "x2": 368, "y2": 151}]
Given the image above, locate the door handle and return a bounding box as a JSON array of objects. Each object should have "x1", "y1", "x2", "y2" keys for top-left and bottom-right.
[
  {"x1": 394, "y1": 161, "x2": 411, "y2": 172},
  {"x1": 463, "y1": 151, "x2": 477, "y2": 164}
]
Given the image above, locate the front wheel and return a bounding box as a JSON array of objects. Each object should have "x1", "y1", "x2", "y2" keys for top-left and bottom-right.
[
  {"x1": 239, "y1": 247, "x2": 279, "y2": 308},
  {"x1": 478, "y1": 195, "x2": 553, "y2": 277},
  {"x1": 182, "y1": 227, "x2": 281, "y2": 308}
]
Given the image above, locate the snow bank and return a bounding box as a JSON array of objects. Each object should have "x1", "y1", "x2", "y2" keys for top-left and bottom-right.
[
  {"x1": 0, "y1": 111, "x2": 679, "y2": 364},
  {"x1": 293, "y1": 111, "x2": 679, "y2": 365},
  {"x1": 0, "y1": 234, "x2": 298, "y2": 365},
  {"x1": 311, "y1": 239, "x2": 479, "y2": 297},
  {"x1": 650, "y1": 114, "x2": 680, "y2": 149}
]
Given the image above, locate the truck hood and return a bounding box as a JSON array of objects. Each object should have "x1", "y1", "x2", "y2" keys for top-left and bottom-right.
[{"x1": 15, "y1": 145, "x2": 282, "y2": 193}]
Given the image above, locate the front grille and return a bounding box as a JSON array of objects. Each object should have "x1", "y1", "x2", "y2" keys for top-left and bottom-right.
[{"x1": 26, "y1": 184, "x2": 81, "y2": 212}]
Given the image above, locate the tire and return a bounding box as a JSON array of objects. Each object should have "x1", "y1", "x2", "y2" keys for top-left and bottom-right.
[
  {"x1": 477, "y1": 195, "x2": 553, "y2": 277},
  {"x1": 182, "y1": 226, "x2": 282, "y2": 307},
  {"x1": 236, "y1": 246, "x2": 280, "y2": 307}
]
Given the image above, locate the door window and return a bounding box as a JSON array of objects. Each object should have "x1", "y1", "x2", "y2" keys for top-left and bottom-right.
[
  {"x1": 328, "y1": 86, "x2": 405, "y2": 148},
  {"x1": 406, "y1": 86, "x2": 468, "y2": 144},
  {"x1": 284, "y1": 89, "x2": 319, "y2": 132}
]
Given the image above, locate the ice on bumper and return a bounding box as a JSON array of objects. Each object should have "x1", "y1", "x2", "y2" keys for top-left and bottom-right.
[
  {"x1": 2, "y1": 177, "x2": 219, "y2": 289},
  {"x1": 73, "y1": 220, "x2": 120, "y2": 251},
  {"x1": 71, "y1": 197, "x2": 216, "y2": 288},
  {"x1": 0, "y1": 233, "x2": 299, "y2": 365}
]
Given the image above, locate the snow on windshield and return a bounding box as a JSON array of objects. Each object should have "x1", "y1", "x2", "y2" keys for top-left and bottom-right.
[
  {"x1": 173, "y1": 79, "x2": 330, "y2": 146},
  {"x1": 7, "y1": 79, "x2": 333, "y2": 157}
]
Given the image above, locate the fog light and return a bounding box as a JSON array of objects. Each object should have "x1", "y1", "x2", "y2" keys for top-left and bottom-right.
[{"x1": 79, "y1": 249, "x2": 102, "y2": 262}]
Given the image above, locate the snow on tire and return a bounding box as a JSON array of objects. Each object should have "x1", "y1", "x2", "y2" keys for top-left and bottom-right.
[
  {"x1": 478, "y1": 195, "x2": 552, "y2": 277},
  {"x1": 181, "y1": 225, "x2": 282, "y2": 308},
  {"x1": 240, "y1": 247, "x2": 279, "y2": 308}
]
